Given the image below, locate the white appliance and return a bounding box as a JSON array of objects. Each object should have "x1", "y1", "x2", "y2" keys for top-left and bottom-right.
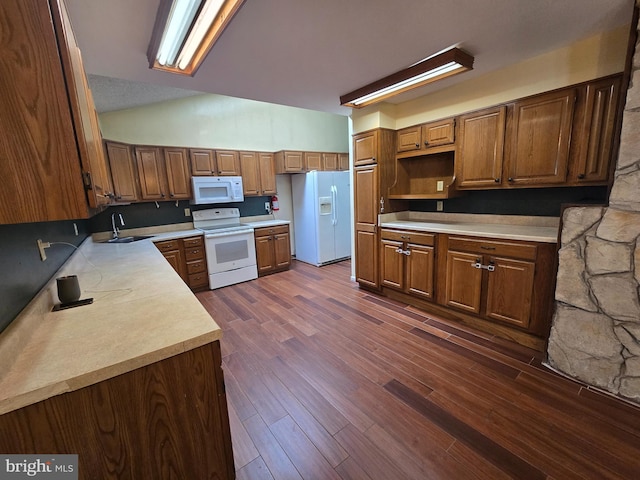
[
  {"x1": 193, "y1": 208, "x2": 257, "y2": 289},
  {"x1": 191, "y1": 176, "x2": 244, "y2": 205},
  {"x1": 292, "y1": 171, "x2": 351, "y2": 266}
]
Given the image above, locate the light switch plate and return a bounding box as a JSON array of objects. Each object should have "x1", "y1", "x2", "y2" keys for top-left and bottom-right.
[
  {"x1": 436, "y1": 201, "x2": 443, "y2": 211},
  {"x1": 184, "y1": 208, "x2": 191, "y2": 217}
]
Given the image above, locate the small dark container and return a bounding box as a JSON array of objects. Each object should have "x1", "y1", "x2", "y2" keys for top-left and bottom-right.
[{"x1": 57, "y1": 275, "x2": 81, "y2": 304}]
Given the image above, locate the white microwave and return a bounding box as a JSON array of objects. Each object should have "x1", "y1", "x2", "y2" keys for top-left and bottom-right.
[{"x1": 191, "y1": 176, "x2": 244, "y2": 205}]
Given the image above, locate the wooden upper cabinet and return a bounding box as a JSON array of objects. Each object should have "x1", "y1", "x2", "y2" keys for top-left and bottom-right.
[
  {"x1": 569, "y1": 75, "x2": 621, "y2": 184},
  {"x1": 105, "y1": 141, "x2": 138, "y2": 202},
  {"x1": 338, "y1": 153, "x2": 349, "y2": 171},
  {"x1": 397, "y1": 126, "x2": 422, "y2": 153},
  {"x1": 189, "y1": 149, "x2": 216, "y2": 176},
  {"x1": 239, "y1": 151, "x2": 261, "y2": 195},
  {"x1": 304, "y1": 152, "x2": 322, "y2": 171},
  {"x1": 54, "y1": 0, "x2": 112, "y2": 210},
  {"x1": 258, "y1": 152, "x2": 277, "y2": 195},
  {"x1": 423, "y1": 118, "x2": 455, "y2": 147},
  {"x1": 164, "y1": 148, "x2": 191, "y2": 199},
  {"x1": 275, "y1": 151, "x2": 304, "y2": 173},
  {"x1": 504, "y1": 88, "x2": 576, "y2": 186},
  {"x1": 135, "y1": 147, "x2": 166, "y2": 200},
  {"x1": 322, "y1": 153, "x2": 338, "y2": 171},
  {"x1": 354, "y1": 131, "x2": 378, "y2": 165},
  {"x1": 0, "y1": 0, "x2": 100, "y2": 223},
  {"x1": 456, "y1": 106, "x2": 507, "y2": 189},
  {"x1": 396, "y1": 118, "x2": 455, "y2": 154},
  {"x1": 215, "y1": 150, "x2": 241, "y2": 175}
]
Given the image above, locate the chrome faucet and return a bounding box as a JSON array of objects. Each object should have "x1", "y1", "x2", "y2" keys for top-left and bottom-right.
[{"x1": 111, "y1": 212, "x2": 125, "y2": 239}]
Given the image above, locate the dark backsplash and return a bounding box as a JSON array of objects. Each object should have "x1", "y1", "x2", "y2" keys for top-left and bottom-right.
[
  {"x1": 89, "y1": 197, "x2": 272, "y2": 233},
  {"x1": 0, "y1": 219, "x2": 89, "y2": 333},
  {"x1": 400, "y1": 186, "x2": 608, "y2": 216}
]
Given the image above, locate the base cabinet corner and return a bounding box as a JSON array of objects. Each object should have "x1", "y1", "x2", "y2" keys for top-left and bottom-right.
[{"x1": 0, "y1": 341, "x2": 235, "y2": 480}]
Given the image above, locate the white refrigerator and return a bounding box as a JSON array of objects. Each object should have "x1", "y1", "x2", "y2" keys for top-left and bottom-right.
[{"x1": 292, "y1": 171, "x2": 351, "y2": 266}]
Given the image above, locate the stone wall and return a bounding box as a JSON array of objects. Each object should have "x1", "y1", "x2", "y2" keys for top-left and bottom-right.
[{"x1": 547, "y1": 4, "x2": 640, "y2": 404}]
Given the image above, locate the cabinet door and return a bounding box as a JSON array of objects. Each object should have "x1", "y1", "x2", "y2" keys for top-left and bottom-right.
[
  {"x1": 505, "y1": 89, "x2": 575, "y2": 185},
  {"x1": 164, "y1": 148, "x2": 191, "y2": 199},
  {"x1": 354, "y1": 164, "x2": 379, "y2": 288},
  {"x1": 215, "y1": 150, "x2": 241, "y2": 176},
  {"x1": 274, "y1": 232, "x2": 291, "y2": 269},
  {"x1": 239, "y1": 152, "x2": 260, "y2": 195},
  {"x1": 445, "y1": 250, "x2": 483, "y2": 314},
  {"x1": 304, "y1": 152, "x2": 322, "y2": 171},
  {"x1": 258, "y1": 152, "x2": 277, "y2": 195},
  {"x1": 55, "y1": 0, "x2": 112, "y2": 209},
  {"x1": 485, "y1": 256, "x2": 535, "y2": 328},
  {"x1": 406, "y1": 244, "x2": 434, "y2": 300},
  {"x1": 162, "y1": 249, "x2": 187, "y2": 282},
  {"x1": 255, "y1": 235, "x2": 275, "y2": 274},
  {"x1": 338, "y1": 153, "x2": 349, "y2": 171},
  {"x1": 322, "y1": 153, "x2": 338, "y2": 171},
  {"x1": 423, "y1": 118, "x2": 455, "y2": 147},
  {"x1": 380, "y1": 239, "x2": 404, "y2": 290},
  {"x1": 190, "y1": 149, "x2": 216, "y2": 176},
  {"x1": 106, "y1": 142, "x2": 138, "y2": 202},
  {"x1": 457, "y1": 106, "x2": 506, "y2": 188},
  {"x1": 572, "y1": 76, "x2": 620, "y2": 183},
  {"x1": 354, "y1": 130, "x2": 378, "y2": 165},
  {"x1": 135, "y1": 147, "x2": 167, "y2": 200},
  {"x1": 397, "y1": 126, "x2": 422, "y2": 153}
]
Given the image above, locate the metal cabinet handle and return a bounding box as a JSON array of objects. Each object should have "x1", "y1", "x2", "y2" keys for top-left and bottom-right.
[
  {"x1": 508, "y1": 177, "x2": 513, "y2": 182},
  {"x1": 395, "y1": 248, "x2": 411, "y2": 256},
  {"x1": 471, "y1": 260, "x2": 495, "y2": 271},
  {"x1": 480, "y1": 246, "x2": 496, "y2": 250},
  {"x1": 578, "y1": 174, "x2": 586, "y2": 179},
  {"x1": 415, "y1": 143, "x2": 420, "y2": 148},
  {"x1": 494, "y1": 178, "x2": 500, "y2": 183}
]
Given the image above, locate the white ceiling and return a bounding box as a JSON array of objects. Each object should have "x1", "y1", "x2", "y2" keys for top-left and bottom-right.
[{"x1": 67, "y1": 0, "x2": 634, "y2": 115}]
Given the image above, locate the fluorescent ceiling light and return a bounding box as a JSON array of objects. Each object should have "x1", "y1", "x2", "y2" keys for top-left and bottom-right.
[
  {"x1": 148, "y1": 0, "x2": 246, "y2": 76},
  {"x1": 340, "y1": 47, "x2": 474, "y2": 108}
]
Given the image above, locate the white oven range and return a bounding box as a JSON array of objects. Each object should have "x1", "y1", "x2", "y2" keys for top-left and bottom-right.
[{"x1": 193, "y1": 208, "x2": 257, "y2": 290}]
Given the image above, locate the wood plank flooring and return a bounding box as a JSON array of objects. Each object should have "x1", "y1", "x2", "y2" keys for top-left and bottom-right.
[{"x1": 196, "y1": 260, "x2": 640, "y2": 480}]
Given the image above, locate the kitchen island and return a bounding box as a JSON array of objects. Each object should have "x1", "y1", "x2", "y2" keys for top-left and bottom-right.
[{"x1": 0, "y1": 238, "x2": 234, "y2": 479}]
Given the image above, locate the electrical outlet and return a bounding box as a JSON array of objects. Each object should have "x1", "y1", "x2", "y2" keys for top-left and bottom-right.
[
  {"x1": 184, "y1": 208, "x2": 191, "y2": 217},
  {"x1": 436, "y1": 201, "x2": 444, "y2": 212},
  {"x1": 265, "y1": 202, "x2": 271, "y2": 213},
  {"x1": 436, "y1": 180, "x2": 444, "y2": 192}
]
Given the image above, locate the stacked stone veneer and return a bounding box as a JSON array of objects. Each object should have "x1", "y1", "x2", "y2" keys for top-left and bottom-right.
[{"x1": 547, "y1": 6, "x2": 640, "y2": 404}]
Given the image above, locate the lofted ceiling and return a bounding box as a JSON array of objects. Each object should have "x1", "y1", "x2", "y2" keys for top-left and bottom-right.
[{"x1": 66, "y1": 0, "x2": 634, "y2": 115}]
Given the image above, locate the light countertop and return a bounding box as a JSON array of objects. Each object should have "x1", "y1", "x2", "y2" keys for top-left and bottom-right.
[
  {"x1": 380, "y1": 212, "x2": 560, "y2": 243},
  {"x1": 0, "y1": 237, "x2": 221, "y2": 415}
]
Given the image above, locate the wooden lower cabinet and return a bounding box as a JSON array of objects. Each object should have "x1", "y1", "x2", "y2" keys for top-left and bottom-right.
[
  {"x1": 0, "y1": 341, "x2": 235, "y2": 480},
  {"x1": 377, "y1": 228, "x2": 557, "y2": 350},
  {"x1": 380, "y1": 229, "x2": 435, "y2": 300},
  {"x1": 155, "y1": 236, "x2": 209, "y2": 291},
  {"x1": 440, "y1": 235, "x2": 553, "y2": 335},
  {"x1": 255, "y1": 225, "x2": 291, "y2": 276}
]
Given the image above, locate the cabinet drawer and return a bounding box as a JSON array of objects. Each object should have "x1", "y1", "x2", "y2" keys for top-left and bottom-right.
[
  {"x1": 188, "y1": 272, "x2": 209, "y2": 288},
  {"x1": 381, "y1": 229, "x2": 435, "y2": 246},
  {"x1": 183, "y1": 236, "x2": 204, "y2": 248},
  {"x1": 255, "y1": 225, "x2": 289, "y2": 237},
  {"x1": 186, "y1": 259, "x2": 206, "y2": 275},
  {"x1": 448, "y1": 236, "x2": 537, "y2": 260},
  {"x1": 184, "y1": 246, "x2": 205, "y2": 261},
  {"x1": 155, "y1": 239, "x2": 180, "y2": 252}
]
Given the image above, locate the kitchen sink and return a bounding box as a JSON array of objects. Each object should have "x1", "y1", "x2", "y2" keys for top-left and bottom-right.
[{"x1": 101, "y1": 235, "x2": 154, "y2": 243}]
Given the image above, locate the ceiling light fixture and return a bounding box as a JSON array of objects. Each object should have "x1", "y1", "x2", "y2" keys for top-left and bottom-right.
[
  {"x1": 148, "y1": 0, "x2": 246, "y2": 76},
  {"x1": 340, "y1": 47, "x2": 474, "y2": 108}
]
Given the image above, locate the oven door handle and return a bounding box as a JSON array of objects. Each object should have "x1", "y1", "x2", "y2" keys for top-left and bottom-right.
[{"x1": 205, "y1": 228, "x2": 254, "y2": 239}]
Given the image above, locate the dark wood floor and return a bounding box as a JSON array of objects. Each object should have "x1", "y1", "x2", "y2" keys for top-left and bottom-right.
[{"x1": 196, "y1": 260, "x2": 640, "y2": 480}]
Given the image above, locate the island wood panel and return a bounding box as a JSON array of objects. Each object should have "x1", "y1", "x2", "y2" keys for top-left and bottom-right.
[
  {"x1": 197, "y1": 260, "x2": 640, "y2": 479},
  {"x1": 0, "y1": 341, "x2": 234, "y2": 480}
]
